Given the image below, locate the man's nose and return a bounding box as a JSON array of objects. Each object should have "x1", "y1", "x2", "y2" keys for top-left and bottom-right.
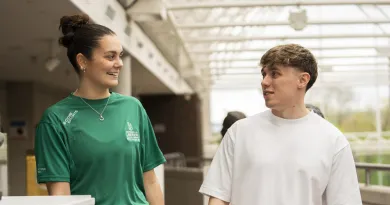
[{"x1": 261, "y1": 75, "x2": 271, "y2": 87}]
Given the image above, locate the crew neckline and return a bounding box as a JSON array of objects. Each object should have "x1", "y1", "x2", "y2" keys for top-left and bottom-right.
[
  {"x1": 69, "y1": 91, "x2": 115, "y2": 105},
  {"x1": 268, "y1": 109, "x2": 313, "y2": 126}
]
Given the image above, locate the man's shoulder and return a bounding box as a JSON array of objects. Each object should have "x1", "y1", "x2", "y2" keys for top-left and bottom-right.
[
  {"x1": 235, "y1": 110, "x2": 270, "y2": 127},
  {"x1": 310, "y1": 113, "x2": 344, "y2": 136},
  {"x1": 228, "y1": 110, "x2": 271, "y2": 137},
  {"x1": 309, "y1": 113, "x2": 350, "y2": 152}
]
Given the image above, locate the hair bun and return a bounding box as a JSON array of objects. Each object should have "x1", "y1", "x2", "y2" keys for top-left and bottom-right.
[
  {"x1": 58, "y1": 14, "x2": 90, "y2": 48},
  {"x1": 58, "y1": 32, "x2": 74, "y2": 48},
  {"x1": 59, "y1": 14, "x2": 90, "y2": 35}
]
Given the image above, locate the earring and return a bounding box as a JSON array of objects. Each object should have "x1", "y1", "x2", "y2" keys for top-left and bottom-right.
[{"x1": 81, "y1": 67, "x2": 85, "y2": 72}]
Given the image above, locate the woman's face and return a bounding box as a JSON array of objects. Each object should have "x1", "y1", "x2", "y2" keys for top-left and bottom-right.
[{"x1": 81, "y1": 34, "x2": 124, "y2": 88}]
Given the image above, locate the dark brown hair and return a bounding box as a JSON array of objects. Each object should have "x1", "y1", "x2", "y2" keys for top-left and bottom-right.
[
  {"x1": 260, "y1": 44, "x2": 318, "y2": 91},
  {"x1": 58, "y1": 14, "x2": 116, "y2": 74},
  {"x1": 221, "y1": 111, "x2": 246, "y2": 137}
]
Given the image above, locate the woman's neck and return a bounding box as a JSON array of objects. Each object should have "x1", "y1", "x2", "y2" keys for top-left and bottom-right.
[{"x1": 74, "y1": 81, "x2": 110, "y2": 99}]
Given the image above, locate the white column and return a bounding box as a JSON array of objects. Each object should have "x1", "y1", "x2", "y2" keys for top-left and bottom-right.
[
  {"x1": 375, "y1": 85, "x2": 382, "y2": 139},
  {"x1": 113, "y1": 55, "x2": 132, "y2": 96},
  {"x1": 201, "y1": 88, "x2": 211, "y2": 148}
]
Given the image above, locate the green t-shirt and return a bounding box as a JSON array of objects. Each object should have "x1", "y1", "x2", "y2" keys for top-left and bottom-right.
[{"x1": 34, "y1": 92, "x2": 166, "y2": 205}]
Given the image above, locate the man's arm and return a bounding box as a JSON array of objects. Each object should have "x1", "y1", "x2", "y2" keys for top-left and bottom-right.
[
  {"x1": 199, "y1": 128, "x2": 235, "y2": 203},
  {"x1": 209, "y1": 196, "x2": 229, "y2": 205},
  {"x1": 144, "y1": 169, "x2": 164, "y2": 205},
  {"x1": 46, "y1": 182, "x2": 70, "y2": 195},
  {"x1": 325, "y1": 144, "x2": 362, "y2": 204}
]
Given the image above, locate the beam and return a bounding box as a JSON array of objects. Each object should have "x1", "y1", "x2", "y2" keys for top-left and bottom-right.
[
  {"x1": 177, "y1": 19, "x2": 390, "y2": 29},
  {"x1": 165, "y1": 11, "x2": 194, "y2": 71},
  {"x1": 185, "y1": 34, "x2": 390, "y2": 43},
  {"x1": 200, "y1": 62, "x2": 390, "y2": 69},
  {"x1": 167, "y1": 0, "x2": 390, "y2": 10},
  {"x1": 194, "y1": 55, "x2": 389, "y2": 63},
  {"x1": 211, "y1": 69, "x2": 390, "y2": 76},
  {"x1": 211, "y1": 82, "x2": 390, "y2": 90},
  {"x1": 188, "y1": 46, "x2": 390, "y2": 54}
]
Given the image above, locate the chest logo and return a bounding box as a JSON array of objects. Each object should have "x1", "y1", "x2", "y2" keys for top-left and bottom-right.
[
  {"x1": 126, "y1": 122, "x2": 140, "y2": 142},
  {"x1": 63, "y1": 110, "x2": 78, "y2": 125}
]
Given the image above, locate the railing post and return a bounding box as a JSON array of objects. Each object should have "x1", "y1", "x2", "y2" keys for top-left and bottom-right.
[{"x1": 365, "y1": 169, "x2": 370, "y2": 186}]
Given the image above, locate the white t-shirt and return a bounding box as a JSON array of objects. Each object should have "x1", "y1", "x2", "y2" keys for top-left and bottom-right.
[{"x1": 199, "y1": 110, "x2": 362, "y2": 205}]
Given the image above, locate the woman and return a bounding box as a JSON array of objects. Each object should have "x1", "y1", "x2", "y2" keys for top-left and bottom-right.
[{"x1": 34, "y1": 14, "x2": 166, "y2": 205}]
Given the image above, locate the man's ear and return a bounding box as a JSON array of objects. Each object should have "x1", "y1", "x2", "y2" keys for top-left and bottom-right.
[{"x1": 298, "y1": 72, "x2": 310, "y2": 89}]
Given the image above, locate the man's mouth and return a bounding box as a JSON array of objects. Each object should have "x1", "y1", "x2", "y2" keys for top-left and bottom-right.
[{"x1": 263, "y1": 91, "x2": 274, "y2": 96}]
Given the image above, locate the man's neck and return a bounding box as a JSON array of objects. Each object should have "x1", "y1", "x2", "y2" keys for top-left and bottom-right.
[
  {"x1": 75, "y1": 80, "x2": 110, "y2": 99},
  {"x1": 272, "y1": 103, "x2": 309, "y2": 119}
]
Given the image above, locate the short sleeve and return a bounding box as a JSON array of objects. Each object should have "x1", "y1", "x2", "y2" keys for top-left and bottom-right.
[
  {"x1": 35, "y1": 122, "x2": 70, "y2": 183},
  {"x1": 199, "y1": 128, "x2": 234, "y2": 203},
  {"x1": 141, "y1": 108, "x2": 166, "y2": 172},
  {"x1": 324, "y1": 144, "x2": 363, "y2": 205}
]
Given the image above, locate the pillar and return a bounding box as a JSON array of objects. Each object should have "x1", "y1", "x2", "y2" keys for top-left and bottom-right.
[
  {"x1": 200, "y1": 85, "x2": 211, "y2": 158},
  {"x1": 113, "y1": 55, "x2": 132, "y2": 96}
]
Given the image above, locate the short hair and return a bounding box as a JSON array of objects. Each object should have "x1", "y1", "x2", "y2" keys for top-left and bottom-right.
[
  {"x1": 58, "y1": 14, "x2": 116, "y2": 74},
  {"x1": 260, "y1": 44, "x2": 318, "y2": 91},
  {"x1": 306, "y1": 104, "x2": 325, "y2": 118},
  {"x1": 221, "y1": 111, "x2": 246, "y2": 137}
]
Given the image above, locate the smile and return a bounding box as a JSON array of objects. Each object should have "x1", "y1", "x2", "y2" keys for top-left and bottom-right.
[
  {"x1": 106, "y1": 72, "x2": 118, "y2": 77},
  {"x1": 263, "y1": 91, "x2": 274, "y2": 96}
]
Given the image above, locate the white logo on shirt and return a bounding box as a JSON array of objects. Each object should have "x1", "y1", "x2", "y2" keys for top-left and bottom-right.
[
  {"x1": 126, "y1": 122, "x2": 140, "y2": 142},
  {"x1": 63, "y1": 110, "x2": 78, "y2": 125}
]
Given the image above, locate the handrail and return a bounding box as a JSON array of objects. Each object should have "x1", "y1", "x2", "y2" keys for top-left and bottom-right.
[
  {"x1": 164, "y1": 154, "x2": 390, "y2": 187},
  {"x1": 355, "y1": 162, "x2": 390, "y2": 186}
]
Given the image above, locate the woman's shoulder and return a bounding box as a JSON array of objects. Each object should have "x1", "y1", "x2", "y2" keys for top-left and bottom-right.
[
  {"x1": 112, "y1": 92, "x2": 143, "y2": 107},
  {"x1": 39, "y1": 96, "x2": 74, "y2": 125}
]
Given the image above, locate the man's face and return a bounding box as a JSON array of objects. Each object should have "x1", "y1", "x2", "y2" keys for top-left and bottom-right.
[{"x1": 261, "y1": 65, "x2": 306, "y2": 110}]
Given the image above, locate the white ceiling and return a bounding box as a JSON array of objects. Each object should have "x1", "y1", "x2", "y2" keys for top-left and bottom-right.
[
  {"x1": 0, "y1": 0, "x2": 173, "y2": 94},
  {"x1": 159, "y1": 0, "x2": 390, "y2": 90}
]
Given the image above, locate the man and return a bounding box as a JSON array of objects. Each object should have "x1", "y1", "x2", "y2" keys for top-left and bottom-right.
[{"x1": 199, "y1": 44, "x2": 362, "y2": 205}]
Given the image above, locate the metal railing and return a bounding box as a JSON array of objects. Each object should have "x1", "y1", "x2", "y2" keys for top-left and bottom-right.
[
  {"x1": 355, "y1": 162, "x2": 390, "y2": 186},
  {"x1": 164, "y1": 153, "x2": 390, "y2": 186}
]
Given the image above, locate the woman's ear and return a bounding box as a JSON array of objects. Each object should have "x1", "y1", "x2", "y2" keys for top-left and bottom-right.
[{"x1": 76, "y1": 53, "x2": 88, "y2": 71}]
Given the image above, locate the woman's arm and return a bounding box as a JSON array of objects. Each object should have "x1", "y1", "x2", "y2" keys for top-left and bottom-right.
[
  {"x1": 143, "y1": 170, "x2": 164, "y2": 205},
  {"x1": 46, "y1": 182, "x2": 71, "y2": 195}
]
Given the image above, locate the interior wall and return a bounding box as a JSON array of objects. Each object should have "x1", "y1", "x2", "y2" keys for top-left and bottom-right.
[
  {"x1": 4, "y1": 81, "x2": 69, "y2": 196},
  {"x1": 140, "y1": 94, "x2": 203, "y2": 165},
  {"x1": 6, "y1": 82, "x2": 34, "y2": 196},
  {"x1": 0, "y1": 82, "x2": 7, "y2": 131}
]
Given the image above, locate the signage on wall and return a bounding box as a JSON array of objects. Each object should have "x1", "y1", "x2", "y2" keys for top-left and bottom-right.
[{"x1": 9, "y1": 120, "x2": 28, "y2": 140}]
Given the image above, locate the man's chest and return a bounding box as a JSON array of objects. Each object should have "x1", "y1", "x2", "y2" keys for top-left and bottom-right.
[{"x1": 234, "y1": 128, "x2": 333, "y2": 186}]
